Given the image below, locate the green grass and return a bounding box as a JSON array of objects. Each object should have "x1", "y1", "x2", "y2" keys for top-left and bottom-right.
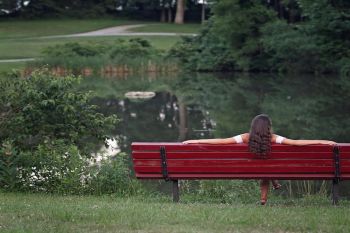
[
  {"x1": 0, "y1": 193, "x2": 349, "y2": 233},
  {"x1": 0, "y1": 18, "x2": 141, "y2": 39},
  {"x1": 130, "y1": 23, "x2": 201, "y2": 34},
  {"x1": 0, "y1": 19, "x2": 188, "y2": 60},
  {"x1": 0, "y1": 62, "x2": 26, "y2": 73}
]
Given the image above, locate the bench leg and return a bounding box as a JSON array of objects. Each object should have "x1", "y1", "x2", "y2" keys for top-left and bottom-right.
[
  {"x1": 332, "y1": 179, "x2": 340, "y2": 205},
  {"x1": 172, "y1": 180, "x2": 180, "y2": 203}
]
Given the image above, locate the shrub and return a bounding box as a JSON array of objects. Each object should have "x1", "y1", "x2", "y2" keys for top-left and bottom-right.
[
  {"x1": 34, "y1": 39, "x2": 173, "y2": 75},
  {"x1": 87, "y1": 152, "x2": 144, "y2": 195},
  {"x1": 18, "y1": 140, "x2": 87, "y2": 193},
  {"x1": 0, "y1": 68, "x2": 117, "y2": 154},
  {"x1": 261, "y1": 21, "x2": 327, "y2": 73},
  {"x1": 0, "y1": 68, "x2": 120, "y2": 193},
  {"x1": 0, "y1": 140, "x2": 21, "y2": 191},
  {"x1": 168, "y1": 20, "x2": 236, "y2": 71},
  {"x1": 42, "y1": 42, "x2": 109, "y2": 58}
]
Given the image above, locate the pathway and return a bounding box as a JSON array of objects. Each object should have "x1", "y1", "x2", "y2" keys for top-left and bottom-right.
[
  {"x1": 0, "y1": 58, "x2": 35, "y2": 63},
  {"x1": 41, "y1": 24, "x2": 197, "y2": 38}
]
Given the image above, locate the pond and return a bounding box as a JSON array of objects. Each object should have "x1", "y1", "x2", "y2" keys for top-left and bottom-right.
[{"x1": 79, "y1": 72, "x2": 350, "y2": 197}]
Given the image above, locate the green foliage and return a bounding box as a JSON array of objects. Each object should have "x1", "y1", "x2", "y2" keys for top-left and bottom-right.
[
  {"x1": 168, "y1": 20, "x2": 236, "y2": 71},
  {"x1": 42, "y1": 42, "x2": 109, "y2": 58},
  {"x1": 260, "y1": 0, "x2": 350, "y2": 74},
  {"x1": 171, "y1": 0, "x2": 350, "y2": 75},
  {"x1": 169, "y1": 0, "x2": 277, "y2": 72},
  {"x1": 109, "y1": 38, "x2": 159, "y2": 59},
  {"x1": 0, "y1": 68, "x2": 126, "y2": 193},
  {"x1": 18, "y1": 140, "x2": 87, "y2": 193},
  {"x1": 87, "y1": 153, "x2": 144, "y2": 195},
  {"x1": 5, "y1": 0, "x2": 114, "y2": 18},
  {"x1": 212, "y1": 0, "x2": 277, "y2": 71},
  {"x1": 35, "y1": 39, "x2": 173, "y2": 73},
  {"x1": 261, "y1": 20, "x2": 328, "y2": 73},
  {"x1": 0, "y1": 141, "x2": 21, "y2": 191},
  {"x1": 42, "y1": 39, "x2": 159, "y2": 60},
  {"x1": 0, "y1": 69, "x2": 117, "y2": 153}
]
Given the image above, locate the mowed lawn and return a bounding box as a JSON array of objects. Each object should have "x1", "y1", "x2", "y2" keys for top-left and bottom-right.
[
  {"x1": 129, "y1": 23, "x2": 201, "y2": 34},
  {"x1": 0, "y1": 193, "x2": 349, "y2": 233},
  {"x1": 0, "y1": 19, "x2": 199, "y2": 60},
  {"x1": 0, "y1": 19, "x2": 140, "y2": 39}
]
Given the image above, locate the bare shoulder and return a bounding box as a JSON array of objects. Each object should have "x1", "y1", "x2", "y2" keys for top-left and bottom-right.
[
  {"x1": 271, "y1": 134, "x2": 278, "y2": 142},
  {"x1": 241, "y1": 133, "x2": 249, "y2": 143},
  {"x1": 271, "y1": 134, "x2": 286, "y2": 143}
]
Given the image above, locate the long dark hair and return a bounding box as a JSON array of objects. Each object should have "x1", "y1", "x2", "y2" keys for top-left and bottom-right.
[{"x1": 248, "y1": 114, "x2": 272, "y2": 157}]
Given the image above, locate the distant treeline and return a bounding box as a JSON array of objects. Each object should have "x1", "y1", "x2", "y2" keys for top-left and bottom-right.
[
  {"x1": 169, "y1": 0, "x2": 350, "y2": 75},
  {"x1": 0, "y1": 0, "x2": 207, "y2": 22}
]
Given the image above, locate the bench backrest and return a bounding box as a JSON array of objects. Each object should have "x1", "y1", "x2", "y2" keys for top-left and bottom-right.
[{"x1": 132, "y1": 143, "x2": 350, "y2": 180}]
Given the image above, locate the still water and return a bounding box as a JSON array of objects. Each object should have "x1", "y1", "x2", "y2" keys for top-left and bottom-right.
[{"x1": 80, "y1": 72, "x2": 350, "y2": 196}]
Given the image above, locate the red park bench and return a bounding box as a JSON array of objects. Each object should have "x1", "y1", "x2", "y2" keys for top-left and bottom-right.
[{"x1": 131, "y1": 142, "x2": 350, "y2": 204}]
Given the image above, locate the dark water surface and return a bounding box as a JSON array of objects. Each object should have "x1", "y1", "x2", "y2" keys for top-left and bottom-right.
[{"x1": 80, "y1": 72, "x2": 350, "y2": 197}]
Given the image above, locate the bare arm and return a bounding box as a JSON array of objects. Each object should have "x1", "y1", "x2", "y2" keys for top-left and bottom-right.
[
  {"x1": 183, "y1": 137, "x2": 236, "y2": 144},
  {"x1": 282, "y1": 138, "x2": 336, "y2": 146}
]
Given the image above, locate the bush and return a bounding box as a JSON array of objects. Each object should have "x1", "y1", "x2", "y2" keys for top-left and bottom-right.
[
  {"x1": 261, "y1": 20, "x2": 330, "y2": 73},
  {"x1": 42, "y1": 42, "x2": 109, "y2": 58},
  {"x1": 34, "y1": 39, "x2": 174, "y2": 74},
  {"x1": 18, "y1": 140, "x2": 87, "y2": 193},
  {"x1": 0, "y1": 140, "x2": 21, "y2": 191},
  {"x1": 0, "y1": 68, "x2": 117, "y2": 153},
  {"x1": 87, "y1": 152, "x2": 144, "y2": 195},
  {"x1": 168, "y1": 20, "x2": 236, "y2": 71},
  {"x1": 0, "y1": 68, "x2": 122, "y2": 193}
]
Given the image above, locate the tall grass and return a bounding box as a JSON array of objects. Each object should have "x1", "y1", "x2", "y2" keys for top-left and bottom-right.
[{"x1": 26, "y1": 39, "x2": 180, "y2": 77}]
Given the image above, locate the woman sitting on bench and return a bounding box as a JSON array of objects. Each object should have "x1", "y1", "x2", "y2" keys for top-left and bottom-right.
[{"x1": 183, "y1": 114, "x2": 336, "y2": 205}]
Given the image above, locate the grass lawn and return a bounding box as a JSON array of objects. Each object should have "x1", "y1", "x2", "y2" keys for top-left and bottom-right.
[
  {"x1": 0, "y1": 18, "x2": 142, "y2": 39},
  {"x1": 0, "y1": 193, "x2": 349, "y2": 233},
  {"x1": 129, "y1": 23, "x2": 201, "y2": 34},
  {"x1": 0, "y1": 19, "x2": 193, "y2": 60},
  {"x1": 0, "y1": 61, "x2": 26, "y2": 73}
]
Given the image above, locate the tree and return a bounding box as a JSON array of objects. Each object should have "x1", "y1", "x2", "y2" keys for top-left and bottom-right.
[
  {"x1": 0, "y1": 0, "x2": 24, "y2": 16},
  {"x1": 174, "y1": 0, "x2": 185, "y2": 24},
  {"x1": 200, "y1": 0, "x2": 206, "y2": 23}
]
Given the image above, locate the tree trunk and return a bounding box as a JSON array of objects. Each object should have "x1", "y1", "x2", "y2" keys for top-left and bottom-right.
[
  {"x1": 174, "y1": 0, "x2": 185, "y2": 24},
  {"x1": 201, "y1": 3, "x2": 205, "y2": 23},
  {"x1": 160, "y1": 7, "x2": 166, "y2": 22},
  {"x1": 177, "y1": 101, "x2": 188, "y2": 141},
  {"x1": 168, "y1": 7, "x2": 173, "y2": 23}
]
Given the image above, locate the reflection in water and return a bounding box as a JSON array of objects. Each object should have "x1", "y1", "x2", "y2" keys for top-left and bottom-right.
[{"x1": 80, "y1": 72, "x2": 350, "y2": 197}]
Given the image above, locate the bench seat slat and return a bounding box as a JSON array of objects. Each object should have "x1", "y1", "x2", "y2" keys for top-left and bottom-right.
[
  {"x1": 134, "y1": 173, "x2": 337, "y2": 179},
  {"x1": 133, "y1": 159, "x2": 336, "y2": 166},
  {"x1": 135, "y1": 166, "x2": 335, "y2": 173},
  {"x1": 132, "y1": 143, "x2": 342, "y2": 153},
  {"x1": 132, "y1": 151, "x2": 345, "y2": 159}
]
